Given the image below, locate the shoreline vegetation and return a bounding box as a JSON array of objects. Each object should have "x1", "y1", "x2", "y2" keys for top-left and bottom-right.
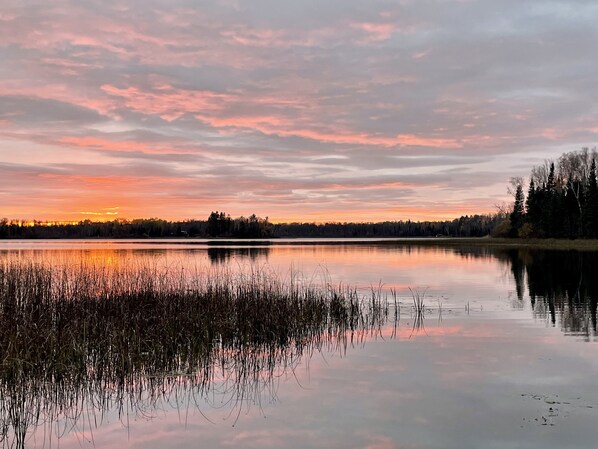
[
  {"x1": 0, "y1": 260, "x2": 395, "y2": 447},
  {"x1": 497, "y1": 147, "x2": 598, "y2": 240},
  {"x1": 0, "y1": 212, "x2": 500, "y2": 240}
]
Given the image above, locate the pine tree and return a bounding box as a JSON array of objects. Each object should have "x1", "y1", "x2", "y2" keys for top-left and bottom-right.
[
  {"x1": 510, "y1": 184, "x2": 525, "y2": 237},
  {"x1": 542, "y1": 163, "x2": 560, "y2": 237},
  {"x1": 525, "y1": 179, "x2": 539, "y2": 235}
]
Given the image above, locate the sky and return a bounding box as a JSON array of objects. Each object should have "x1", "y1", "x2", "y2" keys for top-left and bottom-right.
[{"x1": 1, "y1": 0, "x2": 597, "y2": 223}]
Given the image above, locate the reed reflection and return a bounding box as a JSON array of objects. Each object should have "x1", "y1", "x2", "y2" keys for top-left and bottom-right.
[{"x1": 0, "y1": 260, "x2": 391, "y2": 448}]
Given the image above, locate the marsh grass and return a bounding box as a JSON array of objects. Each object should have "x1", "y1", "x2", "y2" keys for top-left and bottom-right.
[
  {"x1": 0, "y1": 260, "x2": 393, "y2": 448},
  {"x1": 408, "y1": 287, "x2": 427, "y2": 337},
  {"x1": 409, "y1": 287, "x2": 427, "y2": 317}
]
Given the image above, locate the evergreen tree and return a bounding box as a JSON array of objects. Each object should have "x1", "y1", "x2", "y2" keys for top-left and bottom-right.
[
  {"x1": 525, "y1": 179, "x2": 539, "y2": 235},
  {"x1": 547, "y1": 163, "x2": 555, "y2": 191},
  {"x1": 541, "y1": 163, "x2": 559, "y2": 237},
  {"x1": 516, "y1": 150, "x2": 598, "y2": 238},
  {"x1": 509, "y1": 183, "x2": 525, "y2": 237}
]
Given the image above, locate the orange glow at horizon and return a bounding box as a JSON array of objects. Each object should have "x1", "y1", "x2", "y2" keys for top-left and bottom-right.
[
  {"x1": 2, "y1": 203, "x2": 498, "y2": 225},
  {"x1": 0, "y1": 197, "x2": 496, "y2": 224}
]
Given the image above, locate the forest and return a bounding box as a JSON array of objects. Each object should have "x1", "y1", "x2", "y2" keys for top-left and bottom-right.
[
  {"x1": 0, "y1": 211, "x2": 501, "y2": 239},
  {"x1": 497, "y1": 148, "x2": 598, "y2": 239}
]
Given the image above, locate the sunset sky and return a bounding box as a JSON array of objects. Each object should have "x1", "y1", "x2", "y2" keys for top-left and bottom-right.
[{"x1": 1, "y1": 0, "x2": 597, "y2": 222}]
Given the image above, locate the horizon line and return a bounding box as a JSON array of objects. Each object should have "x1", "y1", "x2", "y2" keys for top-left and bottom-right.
[{"x1": 1, "y1": 212, "x2": 501, "y2": 227}]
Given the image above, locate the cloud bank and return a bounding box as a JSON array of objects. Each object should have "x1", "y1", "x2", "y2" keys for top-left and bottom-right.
[{"x1": 1, "y1": 0, "x2": 597, "y2": 221}]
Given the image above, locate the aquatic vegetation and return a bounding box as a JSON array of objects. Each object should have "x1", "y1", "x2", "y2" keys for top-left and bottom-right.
[
  {"x1": 0, "y1": 260, "x2": 394, "y2": 448},
  {"x1": 409, "y1": 287, "x2": 427, "y2": 318}
]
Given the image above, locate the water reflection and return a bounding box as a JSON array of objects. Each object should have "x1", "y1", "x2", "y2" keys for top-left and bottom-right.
[
  {"x1": 2, "y1": 242, "x2": 597, "y2": 343},
  {"x1": 513, "y1": 250, "x2": 598, "y2": 341},
  {"x1": 207, "y1": 247, "x2": 270, "y2": 265},
  {"x1": 435, "y1": 245, "x2": 598, "y2": 341},
  {"x1": 1, "y1": 240, "x2": 598, "y2": 448}
]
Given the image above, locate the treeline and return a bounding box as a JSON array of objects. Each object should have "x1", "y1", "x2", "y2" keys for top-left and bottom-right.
[
  {"x1": 268, "y1": 214, "x2": 499, "y2": 238},
  {"x1": 0, "y1": 212, "x2": 501, "y2": 239},
  {"x1": 498, "y1": 148, "x2": 598, "y2": 238}
]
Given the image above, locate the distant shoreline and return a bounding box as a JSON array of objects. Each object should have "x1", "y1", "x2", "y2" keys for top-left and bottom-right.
[{"x1": 2, "y1": 236, "x2": 598, "y2": 250}]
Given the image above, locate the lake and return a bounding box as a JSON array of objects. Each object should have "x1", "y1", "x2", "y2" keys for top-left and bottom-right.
[{"x1": 1, "y1": 239, "x2": 597, "y2": 449}]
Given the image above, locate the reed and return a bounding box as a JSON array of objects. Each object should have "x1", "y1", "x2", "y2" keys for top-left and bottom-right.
[
  {"x1": 0, "y1": 260, "x2": 393, "y2": 448},
  {"x1": 409, "y1": 287, "x2": 427, "y2": 318},
  {"x1": 407, "y1": 287, "x2": 427, "y2": 337}
]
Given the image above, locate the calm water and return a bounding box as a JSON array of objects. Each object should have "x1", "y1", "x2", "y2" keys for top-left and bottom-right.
[{"x1": 1, "y1": 239, "x2": 598, "y2": 449}]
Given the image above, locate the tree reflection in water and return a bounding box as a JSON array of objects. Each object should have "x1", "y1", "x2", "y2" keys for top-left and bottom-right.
[
  {"x1": 516, "y1": 249, "x2": 598, "y2": 341},
  {"x1": 207, "y1": 246, "x2": 270, "y2": 265},
  {"x1": 451, "y1": 245, "x2": 598, "y2": 341}
]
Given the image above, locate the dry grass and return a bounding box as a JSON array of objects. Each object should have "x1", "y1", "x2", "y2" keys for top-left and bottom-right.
[{"x1": 0, "y1": 260, "x2": 393, "y2": 448}]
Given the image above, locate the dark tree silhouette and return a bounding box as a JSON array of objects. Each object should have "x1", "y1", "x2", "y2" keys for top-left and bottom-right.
[
  {"x1": 501, "y1": 148, "x2": 598, "y2": 239},
  {"x1": 0, "y1": 213, "x2": 502, "y2": 239},
  {"x1": 509, "y1": 182, "x2": 525, "y2": 237}
]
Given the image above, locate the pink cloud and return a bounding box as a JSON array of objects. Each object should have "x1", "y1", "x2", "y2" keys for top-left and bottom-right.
[
  {"x1": 0, "y1": 12, "x2": 17, "y2": 22},
  {"x1": 539, "y1": 128, "x2": 564, "y2": 140},
  {"x1": 102, "y1": 84, "x2": 232, "y2": 121},
  {"x1": 0, "y1": 82, "x2": 116, "y2": 117},
  {"x1": 412, "y1": 49, "x2": 431, "y2": 60},
  {"x1": 39, "y1": 57, "x2": 102, "y2": 76},
  {"x1": 221, "y1": 28, "x2": 289, "y2": 47},
  {"x1": 58, "y1": 135, "x2": 195, "y2": 155},
  {"x1": 351, "y1": 21, "x2": 398, "y2": 42},
  {"x1": 0, "y1": 6, "x2": 265, "y2": 69},
  {"x1": 196, "y1": 113, "x2": 461, "y2": 148},
  {"x1": 325, "y1": 181, "x2": 418, "y2": 191}
]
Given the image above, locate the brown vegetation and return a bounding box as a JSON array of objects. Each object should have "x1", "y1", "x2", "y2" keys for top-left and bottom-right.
[{"x1": 0, "y1": 261, "x2": 392, "y2": 447}]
